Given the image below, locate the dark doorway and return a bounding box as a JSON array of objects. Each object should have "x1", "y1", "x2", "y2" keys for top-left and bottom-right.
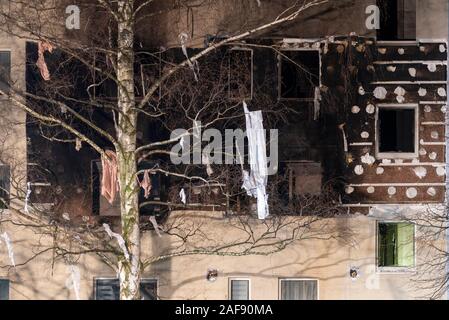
[{"x1": 378, "y1": 107, "x2": 415, "y2": 153}]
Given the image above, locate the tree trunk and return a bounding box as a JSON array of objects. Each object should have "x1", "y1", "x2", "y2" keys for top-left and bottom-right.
[{"x1": 116, "y1": 0, "x2": 140, "y2": 300}]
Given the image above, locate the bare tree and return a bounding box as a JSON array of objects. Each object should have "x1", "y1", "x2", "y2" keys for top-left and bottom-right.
[{"x1": 0, "y1": 0, "x2": 331, "y2": 299}]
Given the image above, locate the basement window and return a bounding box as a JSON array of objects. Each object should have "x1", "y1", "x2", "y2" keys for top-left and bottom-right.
[
  {"x1": 376, "y1": 105, "x2": 418, "y2": 158},
  {"x1": 95, "y1": 278, "x2": 158, "y2": 300},
  {"x1": 279, "y1": 279, "x2": 318, "y2": 300},
  {"x1": 229, "y1": 278, "x2": 250, "y2": 300},
  {"x1": 228, "y1": 48, "x2": 253, "y2": 100},
  {"x1": 0, "y1": 165, "x2": 10, "y2": 209},
  {"x1": 0, "y1": 51, "x2": 11, "y2": 95},
  {"x1": 279, "y1": 50, "x2": 320, "y2": 100},
  {"x1": 378, "y1": 222, "x2": 415, "y2": 270},
  {"x1": 0, "y1": 279, "x2": 9, "y2": 300}
]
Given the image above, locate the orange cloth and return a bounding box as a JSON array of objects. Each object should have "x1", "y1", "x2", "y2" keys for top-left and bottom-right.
[
  {"x1": 101, "y1": 150, "x2": 119, "y2": 204},
  {"x1": 138, "y1": 170, "x2": 152, "y2": 199},
  {"x1": 36, "y1": 41, "x2": 54, "y2": 81}
]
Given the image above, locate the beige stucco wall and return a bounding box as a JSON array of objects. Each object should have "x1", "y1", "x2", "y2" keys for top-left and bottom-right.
[
  {"x1": 417, "y1": 0, "x2": 448, "y2": 40},
  {"x1": 1, "y1": 208, "x2": 444, "y2": 300}
]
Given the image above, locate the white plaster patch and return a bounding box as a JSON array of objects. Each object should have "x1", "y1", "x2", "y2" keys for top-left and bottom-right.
[
  {"x1": 351, "y1": 105, "x2": 361, "y2": 114},
  {"x1": 373, "y1": 87, "x2": 387, "y2": 100},
  {"x1": 419, "y1": 148, "x2": 427, "y2": 156},
  {"x1": 406, "y1": 188, "x2": 418, "y2": 199},
  {"x1": 354, "y1": 165, "x2": 364, "y2": 175},
  {"x1": 427, "y1": 63, "x2": 437, "y2": 72},
  {"x1": 429, "y1": 152, "x2": 437, "y2": 160},
  {"x1": 419, "y1": 46, "x2": 426, "y2": 52},
  {"x1": 398, "y1": 48, "x2": 405, "y2": 55},
  {"x1": 394, "y1": 86, "x2": 406, "y2": 103},
  {"x1": 358, "y1": 86, "x2": 366, "y2": 96},
  {"x1": 418, "y1": 88, "x2": 427, "y2": 97},
  {"x1": 439, "y1": 44, "x2": 447, "y2": 53},
  {"x1": 367, "y1": 187, "x2": 375, "y2": 194},
  {"x1": 376, "y1": 167, "x2": 385, "y2": 175},
  {"x1": 382, "y1": 159, "x2": 392, "y2": 164},
  {"x1": 366, "y1": 104, "x2": 375, "y2": 114},
  {"x1": 436, "y1": 166, "x2": 446, "y2": 177},
  {"x1": 378, "y1": 48, "x2": 387, "y2": 54},
  {"x1": 361, "y1": 153, "x2": 376, "y2": 165},
  {"x1": 361, "y1": 131, "x2": 370, "y2": 139},
  {"x1": 424, "y1": 105, "x2": 432, "y2": 113},
  {"x1": 413, "y1": 167, "x2": 427, "y2": 179},
  {"x1": 431, "y1": 131, "x2": 439, "y2": 140},
  {"x1": 387, "y1": 187, "x2": 397, "y2": 196},
  {"x1": 386, "y1": 66, "x2": 396, "y2": 72},
  {"x1": 441, "y1": 105, "x2": 447, "y2": 113},
  {"x1": 438, "y1": 87, "x2": 447, "y2": 97},
  {"x1": 394, "y1": 159, "x2": 404, "y2": 164},
  {"x1": 427, "y1": 187, "x2": 437, "y2": 197},
  {"x1": 408, "y1": 68, "x2": 416, "y2": 77},
  {"x1": 345, "y1": 186, "x2": 355, "y2": 194}
]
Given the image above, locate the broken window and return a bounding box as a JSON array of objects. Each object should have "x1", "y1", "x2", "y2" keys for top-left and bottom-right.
[
  {"x1": 228, "y1": 49, "x2": 253, "y2": 100},
  {"x1": 377, "y1": 105, "x2": 417, "y2": 157},
  {"x1": 0, "y1": 165, "x2": 10, "y2": 209},
  {"x1": 378, "y1": 222, "x2": 415, "y2": 268},
  {"x1": 229, "y1": 279, "x2": 250, "y2": 300},
  {"x1": 0, "y1": 51, "x2": 11, "y2": 94},
  {"x1": 0, "y1": 279, "x2": 9, "y2": 300},
  {"x1": 95, "y1": 278, "x2": 158, "y2": 300},
  {"x1": 280, "y1": 279, "x2": 318, "y2": 300},
  {"x1": 279, "y1": 50, "x2": 320, "y2": 100},
  {"x1": 377, "y1": 0, "x2": 416, "y2": 40}
]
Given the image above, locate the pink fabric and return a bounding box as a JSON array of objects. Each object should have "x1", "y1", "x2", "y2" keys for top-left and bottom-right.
[
  {"x1": 138, "y1": 170, "x2": 152, "y2": 199},
  {"x1": 101, "y1": 150, "x2": 119, "y2": 204},
  {"x1": 36, "y1": 41, "x2": 54, "y2": 81}
]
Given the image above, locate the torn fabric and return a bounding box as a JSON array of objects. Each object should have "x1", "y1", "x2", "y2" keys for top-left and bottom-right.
[
  {"x1": 36, "y1": 41, "x2": 54, "y2": 81},
  {"x1": 313, "y1": 87, "x2": 321, "y2": 121},
  {"x1": 0, "y1": 232, "x2": 15, "y2": 267},
  {"x1": 179, "y1": 33, "x2": 200, "y2": 81},
  {"x1": 24, "y1": 182, "x2": 32, "y2": 213},
  {"x1": 202, "y1": 154, "x2": 214, "y2": 176},
  {"x1": 138, "y1": 170, "x2": 152, "y2": 199},
  {"x1": 101, "y1": 150, "x2": 119, "y2": 204},
  {"x1": 103, "y1": 223, "x2": 130, "y2": 261},
  {"x1": 242, "y1": 102, "x2": 269, "y2": 220},
  {"x1": 65, "y1": 264, "x2": 81, "y2": 300},
  {"x1": 179, "y1": 188, "x2": 187, "y2": 205}
]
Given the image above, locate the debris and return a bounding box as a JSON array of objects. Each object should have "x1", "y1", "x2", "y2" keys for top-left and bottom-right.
[
  {"x1": 137, "y1": 170, "x2": 152, "y2": 199},
  {"x1": 103, "y1": 223, "x2": 130, "y2": 261},
  {"x1": 0, "y1": 232, "x2": 15, "y2": 267},
  {"x1": 101, "y1": 150, "x2": 118, "y2": 204},
  {"x1": 62, "y1": 212, "x2": 71, "y2": 221},
  {"x1": 242, "y1": 102, "x2": 269, "y2": 220},
  {"x1": 179, "y1": 188, "x2": 186, "y2": 204},
  {"x1": 36, "y1": 41, "x2": 54, "y2": 81}
]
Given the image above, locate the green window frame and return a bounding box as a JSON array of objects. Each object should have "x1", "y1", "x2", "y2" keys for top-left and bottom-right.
[{"x1": 378, "y1": 222, "x2": 415, "y2": 268}]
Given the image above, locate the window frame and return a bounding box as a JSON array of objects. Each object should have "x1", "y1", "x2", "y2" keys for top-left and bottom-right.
[
  {"x1": 0, "y1": 49, "x2": 11, "y2": 97},
  {"x1": 278, "y1": 278, "x2": 319, "y2": 300},
  {"x1": 93, "y1": 277, "x2": 159, "y2": 300},
  {"x1": 0, "y1": 278, "x2": 9, "y2": 300},
  {"x1": 375, "y1": 103, "x2": 419, "y2": 159},
  {"x1": 228, "y1": 277, "x2": 251, "y2": 300},
  {"x1": 277, "y1": 48, "x2": 321, "y2": 102},
  {"x1": 228, "y1": 47, "x2": 254, "y2": 101},
  {"x1": 376, "y1": 221, "x2": 417, "y2": 273}
]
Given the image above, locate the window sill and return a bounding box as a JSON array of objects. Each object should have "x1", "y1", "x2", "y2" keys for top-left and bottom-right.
[
  {"x1": 377, "y1": 267, "x2": 417, "y2": 274},
  {"x1": 376, "y1": 152, "x2": 419, "y2": 160}
]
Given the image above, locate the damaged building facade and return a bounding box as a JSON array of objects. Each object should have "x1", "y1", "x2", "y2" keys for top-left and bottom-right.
[{"x1": 1, "y1": 0, "x2": 449, "y2": 300}]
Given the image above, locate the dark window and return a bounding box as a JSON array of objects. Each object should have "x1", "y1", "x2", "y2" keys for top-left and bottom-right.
[
  {"x1": 95, "y1": 278, "x2": 158, "y2": 300},
  {"x1": 0, "y1": 279, "x2": 10, "y2": 300},
  {"x1": 229, "y1": 279, "x2": 250, "y2": 300},
  {"x1": 378, "y1": 223, "x2": 415, "y2": 268},
  {"x1": 280, "y1": 280, "x2": 318, "y2": 300},
  {"x1": 0, "y1": 51, "x2": 11, "y2": 94},
  {"x1": 279, "y1": 51, "x2": 320, "y2": 100},
  {"x1": 228, "y1": 49, "x2": 252, "y2": 100},
  {"x1": 377, "y1": 0, "x2": 416, "y2": 40},
  {"x1": 378, "y1": 107, "x2": 415, "y2": 153},
  {"x1": 0, "y1": 165, "x2": 10, "y2": 208}
]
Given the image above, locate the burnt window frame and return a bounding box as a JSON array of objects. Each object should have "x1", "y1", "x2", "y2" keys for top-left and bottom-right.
[
  {"x1": 375, "y1": 104, "x2": 419, "y2": 159},
  {"x1": 228, "y1": 47, "x2": 253, "y2": 101},
  {"x1": 0, "y1": 50, "x2": 11, "y2": 96},
  {"x1": 277, "y1": 48, "x2": 321, "y2": 102}
]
